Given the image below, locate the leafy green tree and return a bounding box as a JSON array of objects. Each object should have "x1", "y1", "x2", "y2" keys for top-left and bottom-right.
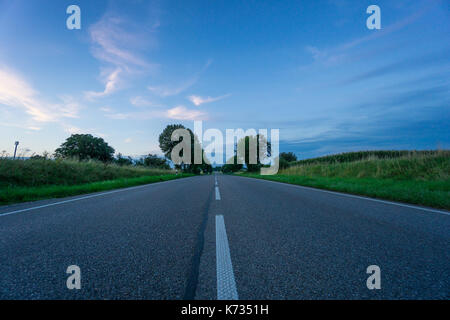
[
  {"x1": 237, "y1": 135, "x2": 271, "y2": 172},
  {"x1": 280, "y1": 152, "x2": 297, "y2": 163},
  {"x1": 55, "y1": 134, "x2": 115, "y2": 162},
  {"x1": 278, "y1": 152, "x2": 297, "y2": 170},
  {"x1": 115, "y1": 153, "x2": 133, "y2": 166},
  {"x1": 159, "y1": 124, "x2": 189, "y2": 160},
  {"x1": 158, "y1": 124, "x2": 211, "y2": 173},
  {"x1": 142, "y1": 154, "x2": 171, "y2": 170},
  {"x1": 279, "y1": 157, "x2": 289, "y2": 170}
]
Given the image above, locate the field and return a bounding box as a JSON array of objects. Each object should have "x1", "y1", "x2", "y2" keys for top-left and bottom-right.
[
  {"x1": 244, "y1": 150, "x2": 450, "y2": 210},
  {"x1": 0, "y1": 159, "x2": 190, "y2": 205}
]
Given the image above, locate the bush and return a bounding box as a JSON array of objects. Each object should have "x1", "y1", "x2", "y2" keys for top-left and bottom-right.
[{"x1": 0, "y1": 158, "x2": 172, "y2": 188}]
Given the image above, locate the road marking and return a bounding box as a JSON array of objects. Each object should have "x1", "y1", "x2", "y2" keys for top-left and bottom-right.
[
  {"x1": 245, "y1": 177, "x2": 450, "y2": 216},
  {"x1": 0, "y1": 178, "x2": 191, "y2": 217},
  {"x1": 215, "y1": 186, "x2": 221, "y2": 200},
  {"x1": 215, "y1": 215, "x2": 239, "y2": 300}
]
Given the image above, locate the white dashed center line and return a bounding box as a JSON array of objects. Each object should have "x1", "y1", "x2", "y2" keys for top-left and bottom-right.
[
  {"x1": 215, "y1": 215, "x2": 239, "y2": 300},
  {"x1": 215, "y1": 186, "x2": 221, "y2": 200}
]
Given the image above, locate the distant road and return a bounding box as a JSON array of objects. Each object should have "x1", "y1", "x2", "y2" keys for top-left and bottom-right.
[{"x1": 0, "y1": 174, "x2": 449, "y2": 299}]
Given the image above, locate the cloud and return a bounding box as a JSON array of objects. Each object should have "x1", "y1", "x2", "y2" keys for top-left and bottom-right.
[
  {"x1": 85, "y1": 68, "x2": 122, "y2": 99},
  {"x1": 62, "y1": 124, "x2": 107, "y2": 139},
  {"x1": 89, "y1": 15, "x2": 155, "y2": 71},
  {"x1": 107, "y1": 105, "x2": 207, "y2": 121},
  {"x1": 341, "y1": 50, "x2": 450, "y2": 85},
  {"x1": 0, "y1": 67, "x2": 81, "y2": 123},
  {"x1": 87, "y1": 12, "x2": 159, "y2": 99},
  {"x1": 188, "y1": 94, "x2": 231, "y2": 106},
  {"x1": 148, "y1": 79, "x2": 197, "y2": 97},
  {"x1": 99, "y1": 106, "x2": 113, "y2": 113},
  {"x1": 130, "y1": 96, "x2": 160, "y2": 108},
  {"x1": 305, "y1": 46, "x2": 327, "y2": 62},
  {"x1": 148, "y1": 59, "x2": 213, "y2": 97},
  {"x1": 124, "y1": 138, "x2": 132, "y2": 143},
  {"x1": 64, "y1": 125, "x2": 83, "y2": 135},
  {"x1": 304, "y1": 1, "x2": 435, "y2": 68},
  {"x1": 166, "y1": 106, "x2": 207, "y2": 120}
]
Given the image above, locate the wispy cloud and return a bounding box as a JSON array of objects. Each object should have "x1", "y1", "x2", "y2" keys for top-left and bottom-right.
[
  {"x1": 130, "y1": 96, "x2": 161, "y2": 108},
  {"x1": 0, "y1": 67, "x2": 81, "y2": 123},
  {"x1": 167, "y1": 106, "x2": 207, "y2": 120},
  {"x1": 304, "y1": 1, "x2": 435, "y2": 68},
  {"x1": 62, "y1": 124, "x2": 107, "y2": 139},
  {"x1": 89, "y1": 15, "x2": 156, "y2": 71},
  {"x1": 341, "y1": 50, "x2": 450, "y2": 85},
  {"x1": 87, "y1": 12, "x2": 159, "y2": 99},
  {"x1": 106, "y1": 105, "x2": 207, "y2": 121},
  {"x1": 99, "y1": 106, "x2": 113, "y2": 113},
  {"x1": 85, "y1": 68, "x2": 122, "y2": 99},
  {"x1": 148, "y1": 79, "x2": 197, "y2": 97},
  {"x1": 188, "y1": 94, "x2": 231, "y2": 106},
  {"x1": 148, "y1": 59, "x2": 213, "y2": 97}
]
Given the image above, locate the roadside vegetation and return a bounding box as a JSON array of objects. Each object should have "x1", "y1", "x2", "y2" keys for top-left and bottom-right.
[
  {"x1": 0, "y1": 157, "x2": 194, "y2": 205},
  {"x1": 0, "y1": 126, "x2": 208, "y2": 205},
  {"x1": 0, "y1": 173, "x2": 192, "y2": 205},
  {"x1": 238, "y1": 150, "x2": 450, "y2": 210}
]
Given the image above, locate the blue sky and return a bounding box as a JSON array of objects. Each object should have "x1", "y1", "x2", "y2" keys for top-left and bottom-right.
[{"x1": 0, "y1": 0, "x2": 448, "y2": 160}]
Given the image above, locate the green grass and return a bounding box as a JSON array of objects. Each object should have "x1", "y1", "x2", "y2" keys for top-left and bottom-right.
[
  {"x1": 242, "y1": 151, "x2": 450, "y2": 210},
  {"x1": 0, "y1": 174, "x2": 194, "y2": 205},
  {"x1": 0, "y1": 158, "x2": 194, "y2": 205},
  {"x1": 0, "y1": 158, "x2": 173, "y2": 188},
  {"x1": 290, "y1": 150, "x2": 445, "y2": 166}
]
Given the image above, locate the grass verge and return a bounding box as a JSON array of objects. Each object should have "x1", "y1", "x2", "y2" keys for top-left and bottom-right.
[
  {"x1": 0, "y1": 174, "x2": 194, "y2": 206},
  {"x1": 242, "y1": 174, "x2": 449, "y2": 210}
]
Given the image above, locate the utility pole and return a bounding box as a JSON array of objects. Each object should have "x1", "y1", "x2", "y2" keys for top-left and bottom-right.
[{"x1": 13, "y1": 141, "x2": 19, "y2": 160}]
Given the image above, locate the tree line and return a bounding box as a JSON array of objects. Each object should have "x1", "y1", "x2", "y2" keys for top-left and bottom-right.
[{"x1": 35, "y1": 124, "x2": 299, "y2": 174}]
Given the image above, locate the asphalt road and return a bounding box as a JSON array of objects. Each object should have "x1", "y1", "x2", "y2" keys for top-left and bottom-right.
[{"x1": 0, "y1": 174, "x2": 449, "y2": 299}]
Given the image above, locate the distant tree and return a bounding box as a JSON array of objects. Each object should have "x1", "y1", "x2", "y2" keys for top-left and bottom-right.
[
  {"x1": 142, "y1": 154, "x2": 171, "y2": 170},
  {"x1": 30, "y1": 151, "x2": 51, "y2": 161},
  {"x1": 159, "y1": 124, "x2": 188, "y2": 160},
  {"x1": 55, "y1": 134, "x2": 115, "y2": 162},
  {"x1": 279, "y1": 157, "x2": 289, "y2": 170},
  {"x1": 115, "y1": 153, "x2": 133, "y2": 166},
  {"x1": 280, "y1": 152, "x2": 297, "y2": 163},
  {"x1": 159, "y1": 124, "x2": 211, "y2": 174},
  {"x1": 222, "y1": 156, "x2": 243, "y2": 173},
  {"x1": 237, "y1": 135, "x2": 271, "y2": 172}
]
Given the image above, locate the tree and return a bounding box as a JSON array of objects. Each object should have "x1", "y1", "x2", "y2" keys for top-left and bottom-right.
[
  {"x1": 115, "y1": 153, "x2": 133, "y2": 166},
  {"x1": 158, "y1": 124, "x2": 211, "y2": 174},
  {"x1": 159, "y1": 124, "x2": 188, "y2": 160},
  {"x1": 55, "y1": 134, "x2": 115, "y2": 162},
  {"x1": 142, "y1": 154, "x2": 170, "y2": 170},
  {"x1": 222, "y1": 156, "x2": 243, "y2": 173},
  {"x1": 280, "y1": 152, "x2": 297, "y2": 163},
  {"x1": 237, "y1": 135, "x2": 271, "y2": 172}
]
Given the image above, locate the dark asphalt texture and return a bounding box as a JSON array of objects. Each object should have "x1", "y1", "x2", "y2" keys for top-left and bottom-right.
[{"x1": 0, "y1": 174, "x2": 449, "y2": 299}]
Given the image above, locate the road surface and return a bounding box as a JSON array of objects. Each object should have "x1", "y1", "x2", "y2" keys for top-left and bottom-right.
[{"x1": 0, "y1": 174, "x2": 449, "y2": 299}]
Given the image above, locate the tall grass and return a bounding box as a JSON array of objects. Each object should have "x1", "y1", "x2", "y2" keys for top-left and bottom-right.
[
  {"x1": 290, "y1": 150, "x2": 448, "y2": 166},
  {"x1": 244, "y1": 151, "x2": 450, "y2": 209},
  {"x1": 0, "y1": 158, "x2": 172, "y2": 188},
  {"x1": 281, "y1": 152, "x2": 450, "y2": 181}
]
